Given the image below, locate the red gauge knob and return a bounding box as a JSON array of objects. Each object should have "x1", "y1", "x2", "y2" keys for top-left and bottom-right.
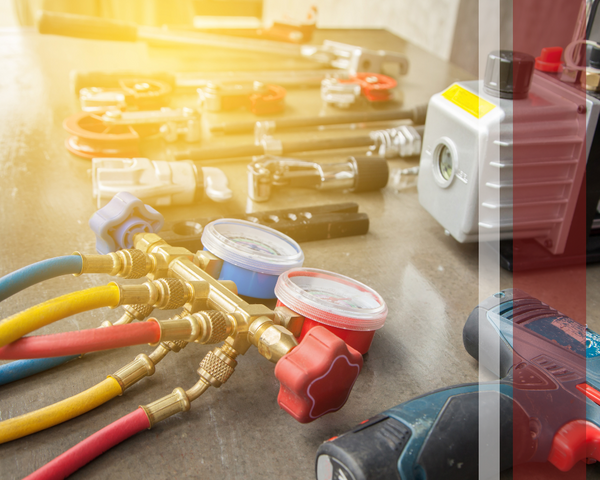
[{"x1": 274, "y1": 326, "x2": 363, "y2": 423}]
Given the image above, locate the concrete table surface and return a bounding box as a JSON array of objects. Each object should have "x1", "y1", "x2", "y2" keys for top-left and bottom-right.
[{"x1": 0, "y1": 26, "x2": 598, "y2": 479}]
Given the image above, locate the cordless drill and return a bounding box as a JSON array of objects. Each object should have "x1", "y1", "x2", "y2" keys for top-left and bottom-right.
[{"x1": 315, "y1": 289, "x2": 600, "y2": 479}]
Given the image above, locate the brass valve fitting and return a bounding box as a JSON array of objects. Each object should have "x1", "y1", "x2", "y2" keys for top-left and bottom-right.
[
  {"x1": 191, "y1": 311, "x2": 236, "y2": 344},
  {"x1": 273, "y1": 305, "x2": 304, "y2": 337},
  {"x1": 248, "y1": 316, "x2": 298, "y2": 363},
  {"x1": 120, "y1": 303, "x2": 155, "y2": 323},
  {"x1": 139, "y1": 343, "x2": 241, "y2": 427},
  {"x1": 151, "y1": 310, "x2": 235, "y2": 344},
  {"x1": 116, "y1": 278, "x2": 194, "y2": 309},
  {"x1": 197, "y1": 343, "x2": 239, "y2": 388},
  {"x1": 75, "y1": 250, "x2": 155, "y2": 278},
  {"x1": 142, "y1": 387, "x2": 191, "y2": 427},
  {"x1": 110, "y1": 353, "x2": 156, "y2": 391}
]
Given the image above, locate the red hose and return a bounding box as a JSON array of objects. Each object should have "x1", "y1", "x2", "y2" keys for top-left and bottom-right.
[
  {"x1": 0, "y1": 322, "x2": 161, "y2": 359},
  {"x1": 24, "y1": 407, "x2": 150, "y2": 480}
]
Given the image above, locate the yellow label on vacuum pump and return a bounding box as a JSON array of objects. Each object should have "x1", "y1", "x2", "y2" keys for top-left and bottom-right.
[{"x1": 442, "y1": 84, "x2": 496, "y2": 118}]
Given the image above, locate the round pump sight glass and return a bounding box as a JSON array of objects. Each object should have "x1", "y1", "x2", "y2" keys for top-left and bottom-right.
[{"x1": 437, "y1": 144, "x2": 453, "y2": 181}]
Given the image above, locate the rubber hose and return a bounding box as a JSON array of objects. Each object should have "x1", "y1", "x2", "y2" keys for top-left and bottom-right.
[
  {"x1": 0, "y1": 322, "x2": 161, "y2": 359},
  {"x1": 0, "y1": 256, "x2": 82, "y2": 302}
]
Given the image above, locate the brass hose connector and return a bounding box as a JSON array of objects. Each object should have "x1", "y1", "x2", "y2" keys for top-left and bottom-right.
[
  {"x1": 150, "y1": 311, "x2": 236, "y2": 344},
  {"x1": 74, "y1": 250, "x2": 155, "y2": 278},
  {"x1": 116, "y1": 278, "x2": 194, "y2": 309},
  {"x1": 142, "y1": 387, "x2": 191, "y2": 427},
  {"x1": 273, "y1": 305, "x2": 304, "y2": 337},
  {"x1": 248, "y1": 316, "x2": 298, "y2": 363},
  {"x1": 110, "y1": 353, "x2": 156, "y2": 392},
  {"x1": 140, "y1": 343, "x2": 240, "y2": 427},
  {"x1": 197, "y1": 343, "x2": 239, "y2": 388},
  {"x1": 119, "y1": 304, "x2": 155, "y2": 324},
  {"x1": 101, "y1": 304, "x2": 155, "y2": 328}
]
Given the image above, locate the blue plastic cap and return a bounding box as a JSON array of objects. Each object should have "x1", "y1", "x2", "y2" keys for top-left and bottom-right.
[{"x1": 89, "y1": 191, "x2": 164, "y2": 254}]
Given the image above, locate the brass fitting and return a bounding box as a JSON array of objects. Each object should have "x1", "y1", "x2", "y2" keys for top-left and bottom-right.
[
  {"x1": 155, "y1": 310, "x2": 191, "y2": 358},
  {"x1": 132, "y1": 232, "x2": 278, "y2": 355},
  {"x1": 116, "y1": 278, "x2": 193, "y2": 309},
  {"x1": 148, "y1": 343, "x2": 172, "y2": 364},
  {"x1": 110, "y1": 353, "x2": 155, "y2": 391},
  {"x1": 186, "y1": 378, "x2": 210, "y2": 401},
  {"x1": 150, "y1": 316, "x2": 199, "y2": 344},
  {"x1": 197, "y1": 344, "x2": 239, "y2": 388},
  {"x1": 248, "y1": 317, "x2": 298, "y2": 363},
  {"x1": 195, "y1": 250, "x2": 224, "y2": 279},
  {"x1": 132, "y1": 233, "x2": 198, "y2": 280},
  {"x1": 191, "y1": 311, "x2": 236, "y2": 344},
  {"x1": 583, "y1": 70, "x2": 600, "y2": 92},
  {"x1": 75, "y1": 250, "x2": 155, "y2": 278},
  {"x1": 142, "y1": 387, "x2": 191, "y2": 427},
  {"x1": 107, "y1": 304, "x2": 155, "y2": 327},
  {"x1": 273, "y1": 305, "x2": 305, "y2": 337}
]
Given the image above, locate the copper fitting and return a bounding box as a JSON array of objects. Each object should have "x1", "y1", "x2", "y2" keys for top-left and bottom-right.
[
  {"x1": 142, "y1": 387, "x2": 191, "y2": 427},
  {"x1": 110, "y1": 353, "x2": 155, "y2": 391},
  {"x1": 197, "y1": 345, "x2": 239, "y2": 388},
  {"x1": 248, "y1": 316, "x2": 298, "y2": 363}
]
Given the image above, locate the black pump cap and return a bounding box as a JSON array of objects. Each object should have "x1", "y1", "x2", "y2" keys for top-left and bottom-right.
[
  {"x1": 484, "y1": 50, "x2": 535, "y2": 99},
  {"x1": 589, "y1": 45, "x2": 600, "y2": 69},
  {"x1": 351, "y1": 156, "x2": 389, "y2": 192}
]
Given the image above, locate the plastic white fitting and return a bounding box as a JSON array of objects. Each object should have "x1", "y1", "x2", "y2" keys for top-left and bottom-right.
[
  {"x1": 321, "y1": 78, "x2": 361, "y2": 108},
  {"x1": 92, "y1": 158, "x2": 232, "y2": 208}
]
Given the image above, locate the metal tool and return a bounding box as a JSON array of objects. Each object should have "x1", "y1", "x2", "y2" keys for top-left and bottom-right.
[
  {"x1": 92, "y1": 158, "x2": 231, "y2": 208},
  {"x1": 79, "y1": 78, "x2": 172, "y2": 111},
  {"x1": 211, "y1": 104, "x2": 427, "y2": 135},
  {"x1": 247, "y1": 155, "x2": 389, "y2": 202},
  {"x1": 316, "y1": 288, "x2": 598, "y2": 479},
  {"x1": 321, "y1": 72, "x2": 397, "y2": 108},
  {"x1": 177, "y1": 124, "x2": 424, "y2": 161},
  {"x1": 158, "y1": 202, "x2": 370, "y2": 251},
  {"x1": 63, "y1": 107, "x2": 201, "y2": 159},
  {"x1": 71, "y1": 69, "x2": 353, "y2": 95},
  {"x1": 37, "y1": 11, "x2": 409, "y2": 75},
  {"x1": 198, "y1": 81, "x2": 286, "y2": 115}
]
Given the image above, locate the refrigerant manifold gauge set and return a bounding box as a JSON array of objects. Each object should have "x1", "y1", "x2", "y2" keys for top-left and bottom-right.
[{"x1": 0, "y1": 192, "x2": 388, "y2": 478}]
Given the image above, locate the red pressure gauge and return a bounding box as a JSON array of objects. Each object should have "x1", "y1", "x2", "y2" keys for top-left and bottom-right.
[{"x1": 275, "y1": 268, "x2": 388, "y2": 354}]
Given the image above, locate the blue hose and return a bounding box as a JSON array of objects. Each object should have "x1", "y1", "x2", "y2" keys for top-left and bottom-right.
[
  {"x1": 0, "y1": 255, "x2": 83, "y2": 302},
  {"x1": 0, "y1": 355, "x2": 79, "y2": 386}
]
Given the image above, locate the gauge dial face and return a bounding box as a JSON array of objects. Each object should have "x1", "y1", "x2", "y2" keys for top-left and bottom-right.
[
  {"x1": 290, "y1": 275, "x2": 380, "y2": 311},
  {"x1": 437, "y1": 144, "x2": 453, "y2": 181},
  {"x1": 214, "y1": 223, "x2": 299, "y2": 257}
]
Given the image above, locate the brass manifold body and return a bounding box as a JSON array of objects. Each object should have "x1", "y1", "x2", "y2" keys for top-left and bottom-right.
[{"x1": 77, "y1": 233, "x2": 304, "y2": 425}]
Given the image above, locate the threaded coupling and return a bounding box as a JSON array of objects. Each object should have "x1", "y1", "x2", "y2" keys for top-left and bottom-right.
[{"x1": 197, "y1": 347, "x2": 238, "y2": 388}]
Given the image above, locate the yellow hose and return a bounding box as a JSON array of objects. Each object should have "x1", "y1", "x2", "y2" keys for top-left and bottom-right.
[
  {"x1": 0, "y1": 284, "x2": 120, "y2": 347},
  {"x1": 0, "y1": 377, "x2": 122, "y2": 444}
]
